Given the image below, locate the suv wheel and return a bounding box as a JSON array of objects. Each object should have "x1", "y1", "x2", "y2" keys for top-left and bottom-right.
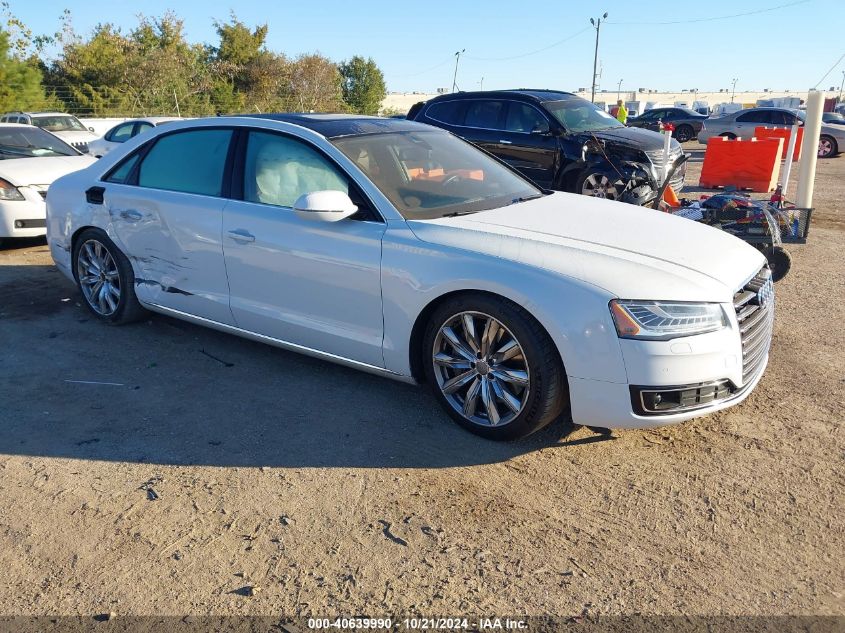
[{"x1": 577, "y1": 172, "x2": 622, "y2": 201}]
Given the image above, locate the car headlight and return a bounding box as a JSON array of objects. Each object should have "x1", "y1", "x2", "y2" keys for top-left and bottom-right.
[
  {"x1": 0, "y1": 177, "x2": 25, "y2": 201},
  {"x1": 610, "y1": 300, "x2": 727, "y2": 340}
]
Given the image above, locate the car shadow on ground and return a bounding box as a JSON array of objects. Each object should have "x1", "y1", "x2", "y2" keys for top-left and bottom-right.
[{"x1": 1, "y1": 263, "x2": 608, "y2": 470}]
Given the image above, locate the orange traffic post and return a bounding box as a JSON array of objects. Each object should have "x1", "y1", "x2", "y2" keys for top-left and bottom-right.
[
  {"x1": 699, "y1": 137, "x2": 784, "y2": 192},
  {"x1": 754, "y1": 126, "x2": 803, "y2": 161}
]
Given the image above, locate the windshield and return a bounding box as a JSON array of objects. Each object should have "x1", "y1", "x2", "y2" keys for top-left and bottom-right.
[
  {"x1": 0, "y1": 126, "x2": 79, "y2": 158},
  {"x1": 331, "y1": 130, "x2": 542, "y2": 220},
  {"x1": 544, "y1": 98, "x2": 624, "y2": 133},
  {"x1": 31, "y1": 115, "x2": 88, "y2": 133}
]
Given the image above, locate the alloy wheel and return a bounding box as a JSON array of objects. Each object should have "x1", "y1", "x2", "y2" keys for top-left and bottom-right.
[
  {"x1": 581, "y1": 174, "x2": 620, "y2": 201},
  {"x1": 818, "y1": 137, "x2": 834, "y2": 158},
  {"x1": 76, "y1": 239, "x2": 121, "y2": 316},
  {"x1": 432, "y1": 311, "x2": 530, "y2": 427}
]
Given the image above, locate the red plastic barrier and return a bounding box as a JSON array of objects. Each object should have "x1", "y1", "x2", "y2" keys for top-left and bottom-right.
[
  {"x1": 754, "y1": 126, "x2": 803, "y2": 161},
  {"x1": 699, "y1": 137, "x2": 784, "y2": 192}
]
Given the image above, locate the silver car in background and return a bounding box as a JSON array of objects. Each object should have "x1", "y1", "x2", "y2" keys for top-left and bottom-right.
[{"x1": 697, "y1": 107, "x2": 844, "y2": 158}]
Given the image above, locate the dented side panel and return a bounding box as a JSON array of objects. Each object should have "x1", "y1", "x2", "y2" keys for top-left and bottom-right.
[{"x1": 104, "y1": 183, "x2": 234, "y2": 325}]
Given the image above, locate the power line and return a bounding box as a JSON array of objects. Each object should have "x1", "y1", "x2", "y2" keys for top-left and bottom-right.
[
  {"x1": 813, "y1": 52, "x2": 845, "y2": 89},
  {"x1": 463, "y1": 27, "x2": 590, "y2": 62},
  {"x1": 395, "y1": 56, "x2": 454, "y2": 78},
  {"x1": 606, "y1": 0, "x2": 811, "y2": 25}
]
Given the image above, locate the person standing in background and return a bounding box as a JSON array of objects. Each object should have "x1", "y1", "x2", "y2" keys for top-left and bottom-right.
[{"x1": 615, "y1": 100, "x2": 628, "y2": 124}]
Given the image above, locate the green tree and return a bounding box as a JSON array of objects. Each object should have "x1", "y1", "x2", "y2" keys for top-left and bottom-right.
[
  {"x1": 338, "y1": 55, "x2": 386, "y2": 115},
  {"x1": 212, "y1": 14, "x2": 267, "y2": 66},
  {"x1": 0, "y1": 29, "x2": 48, "y2": 112}
]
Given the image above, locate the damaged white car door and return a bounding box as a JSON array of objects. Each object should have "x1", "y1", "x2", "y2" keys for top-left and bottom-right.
[
  {"x1": 222, "y1": 130, "x2": 386, "y2": 367},
  {"x1": 103, "y1": 127, "x2": 235, "y2": 325}
]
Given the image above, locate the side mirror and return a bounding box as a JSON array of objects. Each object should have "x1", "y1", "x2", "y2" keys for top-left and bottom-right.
[{"x1": 293, "y1": 190, "x2": 357, "y2": 223}]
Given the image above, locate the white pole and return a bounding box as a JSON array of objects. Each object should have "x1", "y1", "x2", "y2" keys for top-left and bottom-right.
[
  {"x1": 795, "y1": 90, "x2": 824, "y2": 209},
  {"x1": 779, "y1": 122, "x2": 800, "y2": 198},
  {"x1": 660, "y1": 128, "x2": 672, "y2": 183}
]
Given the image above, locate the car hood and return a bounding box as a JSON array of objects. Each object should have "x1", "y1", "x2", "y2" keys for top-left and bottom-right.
[
  {"x1": 573, "y1": 126, "x2": 670, "y2": 152},
  {"x1": 407, "y1": 192, "x2": 765, "y2": 302},
  {"x1": 49, "y1": 130, "x2": 100, "y2": 142},
  {"x1": 0, "y1": 155, "x2": 98, "y2": 186}
]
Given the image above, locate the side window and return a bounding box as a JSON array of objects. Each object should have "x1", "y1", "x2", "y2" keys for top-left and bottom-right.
[
  {"x1": 425, "y1": 101, "x2": 465, "y2": 125},
  {"x1": 106, "y1": 123, "x2": 135, "y2": 143},
  {"x1": 463, "y1": 100, "x2": 505, "y2": 129},
  {"x1": 663, "y1": 109, "x2": 679, "y2": 120},
  {"x1": 244, "y1": 131, "x2": 349, "y2": 208},
  {"x1": 137, "y1": 129, "x2": 232, "y2": 196},
  {"x1": 738, "y1": 111, "x2": 767, "y2": 124},
  {"x1": 505, "y1": 103, "x2": 550, "y2": 133},
  {"x1": 105, "y1": 153, "x2": 142, "y2": 185}
]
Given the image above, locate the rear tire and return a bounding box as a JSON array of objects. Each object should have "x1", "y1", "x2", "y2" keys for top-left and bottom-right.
[
  {"x1": 675, "y1": 125, "x2": 694, "y2": 143},
  {"x1": 423, "y1": 293, "x2": 567, "y2": 440},
  {"x1": 72, "y1": 228, "x2": 147, "y2": 324},
  {"x1": 720, "y1": 132, "x2": 737, "y2": 140},
  {"x1": 818, "y1": 135, "x2": 837, "y2": 159}
]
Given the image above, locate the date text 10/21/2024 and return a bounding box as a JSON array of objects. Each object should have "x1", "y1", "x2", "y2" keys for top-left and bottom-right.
[{"x1": 306, "y1": 618, "x2": 529, "y2": 630}]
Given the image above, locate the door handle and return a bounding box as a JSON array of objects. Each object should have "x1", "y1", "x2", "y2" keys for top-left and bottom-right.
[
  {"x1": 227, "y1": 229, "x2": 256, "y2": 243},
  {"x1": 499, "y1": 139, "x2": 513, "y2": 144},
  {"x1": 120, "y1": 209, "x2": 143, "y2": 221}
]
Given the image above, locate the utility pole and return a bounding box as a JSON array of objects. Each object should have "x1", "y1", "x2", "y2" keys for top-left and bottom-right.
[
  {"x1": 617, "y1": 78, "x2": 623, "y2": 100},
  {"x1": 730, "y1": 77, "x2": 738, "y2": 103},
  {"x1": 589, "y1": 12, "x2": 608, "y2": 103},
  {"x1": 480, "y1": 77, "x2": 484, "y2": 91},
  {"x1": 452, "y1": 49, "x2": 465, "y2": 93},
  {"x1": 839, "y1": 70, "x2": 844, "y2": 103}
]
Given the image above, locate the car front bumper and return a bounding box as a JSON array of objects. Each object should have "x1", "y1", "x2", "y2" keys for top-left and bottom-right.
[
  {"x1": 0, "y1": 187, "x2": 48, "y2": 238},
  {"x1": 566, "y1": 295, "x2": 772, "y2": 429}
]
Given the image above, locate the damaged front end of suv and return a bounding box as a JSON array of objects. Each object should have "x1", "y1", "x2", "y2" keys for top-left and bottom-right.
[{"x1": 569, "y1": 135, "x2": 687, "y2": 207}]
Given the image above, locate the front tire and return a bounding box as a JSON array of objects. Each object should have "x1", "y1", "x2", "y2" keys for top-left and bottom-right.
[
  {"x1": 423, "y1": 294, "x2": 567, "y2": 440},
  {"x1": 577, "y1": 171, "x2": 623, "y2": 201},
  {"x1": 73, "y1": 228, "x2": 147, "y2": 324},
  {"x1": 720, "y1": 132, "x2": 737, "y2": 140}
]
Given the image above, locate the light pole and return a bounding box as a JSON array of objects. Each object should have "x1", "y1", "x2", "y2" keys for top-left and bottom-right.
[
  {"x1": 452, "y1": 49, "x2": 465, "y2": 93},
  {"x1": 480, "y1": 76, "x2": 484, "y2": 91},
  {"x1": 589, "y1": 12, "x2": 608, "y2": 103},
  {"x1": 839, "y1": 70, "x2": 844, "y2": 103},
  {"x1": 616, "y1": 78, "x2": 623, "y2": 100},
  {"x1": 730, "y1": 77, "x2": 738, "y2": 103}
]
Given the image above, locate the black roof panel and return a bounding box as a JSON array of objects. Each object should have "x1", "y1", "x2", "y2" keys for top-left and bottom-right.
[{"x1": 234, "y1": 113, "x2": 431, "y2": 138}]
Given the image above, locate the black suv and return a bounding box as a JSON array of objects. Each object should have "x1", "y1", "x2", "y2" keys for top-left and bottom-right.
[{"x1": 408, "y1": 90, "x2": 685, "y2": 205}]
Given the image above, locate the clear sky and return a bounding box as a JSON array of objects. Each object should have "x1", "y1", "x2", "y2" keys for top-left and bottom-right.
[{"x1": 7, "y1": 0, "x2": 845, "y2": 94}]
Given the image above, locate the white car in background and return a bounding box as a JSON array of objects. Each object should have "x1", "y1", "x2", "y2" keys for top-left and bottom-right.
[
  {"x1": 0, "y1": 124, "x2": 96, "y2": 241},
  {"x1": 0, "y1": 112, "x2": 99, "y2": 154},
  {"x1": 88, "y1": 117, "x2": 181, "y2": 158},
  {"x1": 46, "y1": 115, "x2": 773, "y2": 440}
]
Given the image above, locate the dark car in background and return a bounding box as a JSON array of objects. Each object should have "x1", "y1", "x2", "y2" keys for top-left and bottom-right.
[
  {"x1": 408, "y1": 90, "x2": 685, "y2": 206},
  {"x1": 626, "y1": 106, "x2": 708, "y2": 143}
]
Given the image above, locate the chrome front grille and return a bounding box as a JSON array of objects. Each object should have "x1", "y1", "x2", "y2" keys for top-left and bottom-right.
[{"x1": 734, "y1": 267, "x2": 775, "y2": 384}]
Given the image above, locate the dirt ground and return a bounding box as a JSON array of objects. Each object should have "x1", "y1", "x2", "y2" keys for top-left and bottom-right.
[{"x1": 0, "y1": 143, "x2": 842, "y2": 619}]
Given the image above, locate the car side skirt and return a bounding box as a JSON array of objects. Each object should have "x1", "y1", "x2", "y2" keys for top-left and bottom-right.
[{"x1": 143, "y1": 302, "x2": 418, "y2": 385}]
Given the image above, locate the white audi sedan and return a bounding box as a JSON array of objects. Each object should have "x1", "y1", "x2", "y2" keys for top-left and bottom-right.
[{"x1": 46, "y1": 115, "x2": 773, "y2": 440}]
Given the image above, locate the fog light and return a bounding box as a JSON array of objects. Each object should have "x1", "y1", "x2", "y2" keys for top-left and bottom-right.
[
  {"x1": 14, "y1": 220, "x2": 23, "y2": 228},
  {"x1": 632, "y1": 380, "x2": 734, "y2": 415}
]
